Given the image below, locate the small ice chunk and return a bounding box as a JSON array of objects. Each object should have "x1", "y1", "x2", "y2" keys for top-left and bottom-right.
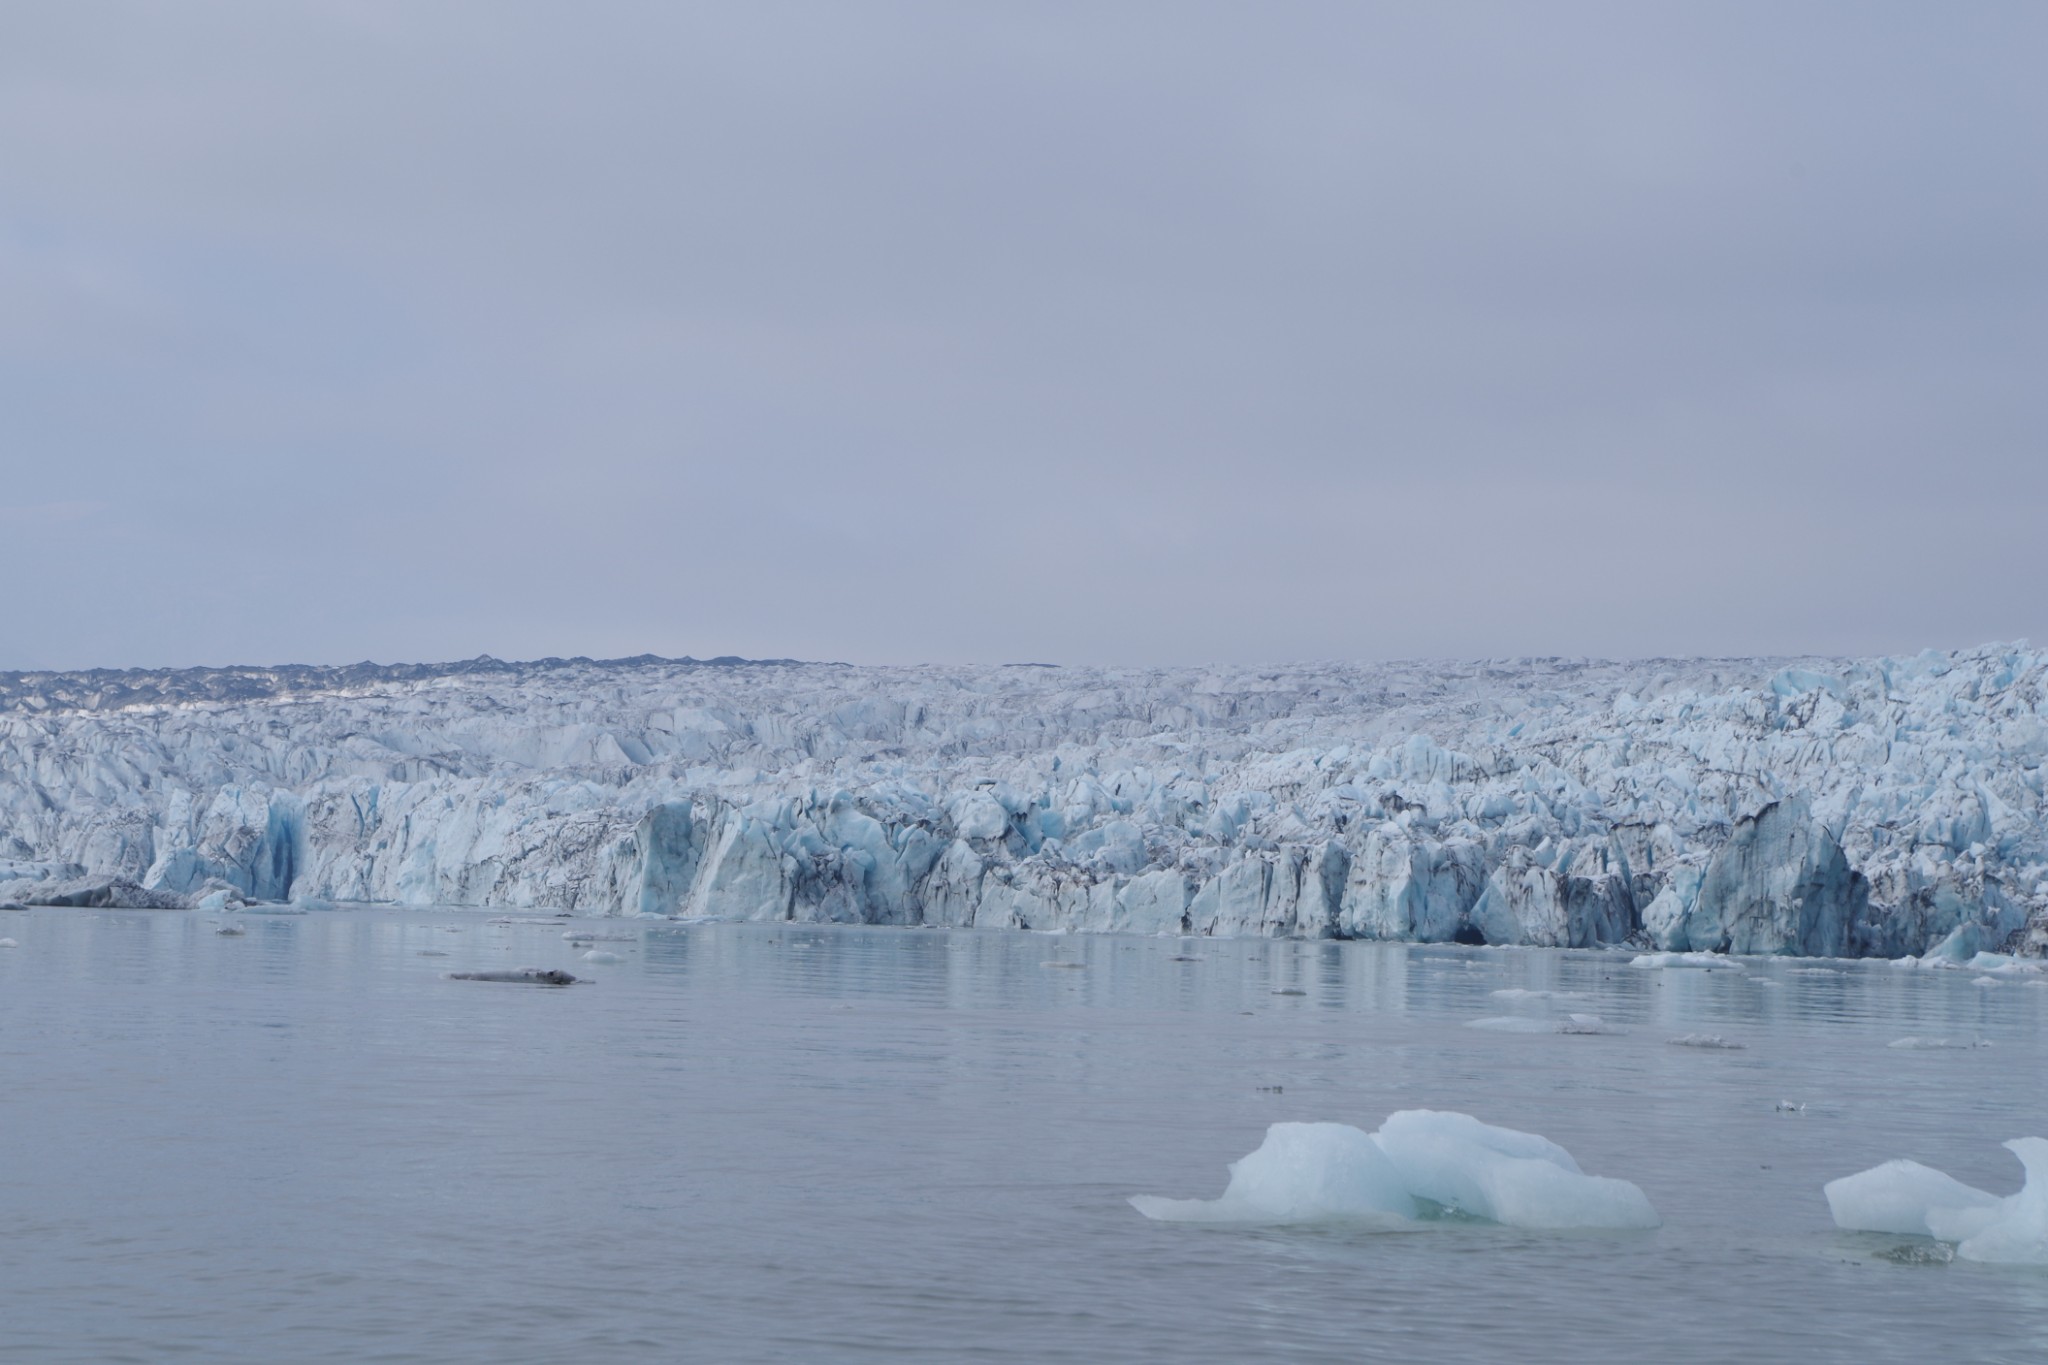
[
  {"x1": 1967, "y1": 953, "x2": 2044, "y2": 977},
  {"x1": 1668, "y1": 1034, "x2": 1744, "y2": 1049},
  {"x1": 1490, "y1": 988, "x2": 1587, "y2": 1001},
  {"x1": 1466, "y1": 1014, "x2": 1619, "y2": 1035},
  {"x1": 1130, "y1": 1121, "x2": 1417, "y2": 1225},
  {"x1": 1372, "y1": 1110, "x2": 1660, "y2": 1229},
  {"x1": 0, "y1": 937, "x2": 15, "y2": 948},
  {"x1": 1630, "y1": 952, "x2": 1740, "y2": 970},
  {"x1": 1824, "y1": 1159, "x2": 2004, "y2": 1241},
  {"x1": 1887, "y1": 1037, "x2": 1993, "y2": 1050},
  {"x1": 580, "y1": 950, "x2": 621, "y2": 964},
  {"x1": 1466, "y1": 1016, "x2": 1557, "y2": 1033}
]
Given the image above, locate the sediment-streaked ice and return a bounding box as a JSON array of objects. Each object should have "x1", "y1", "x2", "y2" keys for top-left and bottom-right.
[
  {"x1": 1131, "y1": 1110, "x2": 1658, "y2": 1231},
  {"x1": 1827, "y1": 1139, "x2": 2048, "y2": 1263}
]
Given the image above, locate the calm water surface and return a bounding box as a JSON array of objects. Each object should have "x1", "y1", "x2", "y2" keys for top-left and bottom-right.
[{"x1": 3, "y1": 910, "x2": 2046, "y2": 1363}]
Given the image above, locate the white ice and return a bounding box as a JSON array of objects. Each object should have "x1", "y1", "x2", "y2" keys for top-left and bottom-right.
[
  {"x1": 1128, "y1": 1122, "x2": 1417, "y2": 1226},
  {"x1": 1631, "y1": 952, "x2": 1741, "y2": 970},
  {"x1": 1371, "y1": 1110, "x2": 1659, "y2": 1229},
  {"x1": 1827, "y1": 1139, "x2": 2048, "y2": 1263},
  {"x1": 1131, "y1": 1110, "x2": 1658, "y2": 1231}
]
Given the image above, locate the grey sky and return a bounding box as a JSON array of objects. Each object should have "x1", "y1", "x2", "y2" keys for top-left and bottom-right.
[{"x1": 3, "y1": 2, "x2": 2043, "y2": 669}]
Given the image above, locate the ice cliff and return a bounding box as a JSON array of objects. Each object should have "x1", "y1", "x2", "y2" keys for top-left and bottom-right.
[{"x1": 1, "y1": 646, "x2": 2044, "y2": 956}]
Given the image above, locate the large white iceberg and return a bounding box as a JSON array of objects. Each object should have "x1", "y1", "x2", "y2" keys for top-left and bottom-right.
[
  {"x1": 1130, "y1": 1110, "x2": 1660, "y2": 1230},
  {"x1": 1826, "y1": 1138, "x2": 2048, "y2": 1263}
]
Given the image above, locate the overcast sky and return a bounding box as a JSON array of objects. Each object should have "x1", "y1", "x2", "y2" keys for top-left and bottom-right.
[{"x1": 2, "y1": 2, "x2": 2043, "y2": 670}]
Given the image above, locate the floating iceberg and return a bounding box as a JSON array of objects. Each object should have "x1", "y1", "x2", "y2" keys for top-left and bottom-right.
[
  {"x1": 1630, "y1": 953, "x2": 1742, "y2": 970},
  {"x1": 1129, "y1": 1122, "x2": 1416, "y2": 1226},
  {"x1": 1827, "y1": 1140, "x2": 2048, "y2": 1263},
  {"x1": 1131, "y1": 1110, "x2": 1658, "y2": 1230}
]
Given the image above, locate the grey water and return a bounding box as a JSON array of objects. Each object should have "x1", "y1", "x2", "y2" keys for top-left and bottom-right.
[{"x1": 3, "y1": 912, "x2": 2046, "y2": 1364}]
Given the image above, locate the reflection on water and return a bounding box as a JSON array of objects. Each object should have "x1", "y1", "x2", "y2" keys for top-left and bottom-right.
[{"x1": 1, "y1": 911, "x2": 2045, "y2": 1364}]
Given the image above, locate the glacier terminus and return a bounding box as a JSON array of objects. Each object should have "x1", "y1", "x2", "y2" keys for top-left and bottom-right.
[{"x1": 1, "y1": 645, "x2": 2044, "y2": 959}]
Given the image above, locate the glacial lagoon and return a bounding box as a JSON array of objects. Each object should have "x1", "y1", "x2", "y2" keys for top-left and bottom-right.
[{"x1": 2, "y1": 911, "x2": 2045, "y2": 1363}]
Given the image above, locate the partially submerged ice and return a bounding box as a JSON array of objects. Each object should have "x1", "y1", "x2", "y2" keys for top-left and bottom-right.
[
  {"x1": 1131, "y1": 1110, "x2": 1659, "y2": 1230},
  {"x1": 1130, "y1": 1122, "x2": 1418, "y2": 1226},
  {"x1": 1826, "y1": 1139, "x2": 2048, "y2": 1263},
  {"x1": 0, "y1": 646, "x2": 2044, "y2": 955}
]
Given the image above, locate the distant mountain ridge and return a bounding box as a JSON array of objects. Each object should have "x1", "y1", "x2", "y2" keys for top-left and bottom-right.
[{"x1": 0, "y1": 653, "x2": 821, "y2": 715}]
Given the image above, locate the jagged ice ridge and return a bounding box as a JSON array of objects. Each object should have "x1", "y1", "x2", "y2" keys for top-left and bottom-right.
[{"x1": 1, "y1": 646, "x2": 2044, "y2": 956}]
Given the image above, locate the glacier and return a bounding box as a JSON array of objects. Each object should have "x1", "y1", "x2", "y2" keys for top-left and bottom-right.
[{"x1": 0, "y1": 644, "x2": 2044, "y2": 956}]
